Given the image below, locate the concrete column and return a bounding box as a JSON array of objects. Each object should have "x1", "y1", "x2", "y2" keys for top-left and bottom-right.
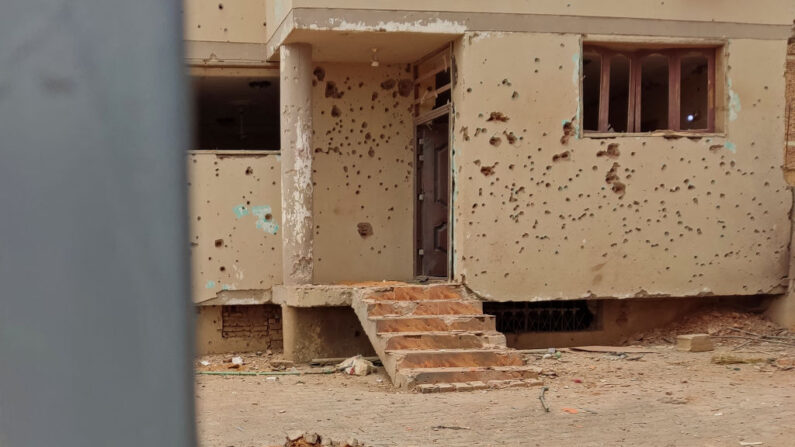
[{"x1": 280, "y1": 43, "x2": 314, "y2": 285}]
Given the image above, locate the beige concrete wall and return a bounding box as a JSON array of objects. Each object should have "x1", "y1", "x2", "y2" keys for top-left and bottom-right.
[
  {"x1": 311, "y1": 63, "x2": 415, "y2": 283},
  {"x1": 184, "y1": 0, "x2": 268, "y2": 44},
  {"x1": 281, "y1": 0, "x2": 793, "y2": 26},
  {"x1": 452, "y1": 32, "x2": 791, "y2": 301},
  {"x1": 188, "y1": 151, "x2": 282, "y2": 303}
]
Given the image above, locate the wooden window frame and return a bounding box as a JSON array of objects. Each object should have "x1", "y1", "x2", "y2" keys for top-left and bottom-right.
[{"x1": 585, "y1": 45, "x2": 716, "y2": 134}]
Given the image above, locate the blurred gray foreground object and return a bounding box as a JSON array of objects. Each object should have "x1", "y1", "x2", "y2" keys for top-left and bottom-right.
[{"x1": 0, "y1": 0, "x2": 195, "y2": 445}]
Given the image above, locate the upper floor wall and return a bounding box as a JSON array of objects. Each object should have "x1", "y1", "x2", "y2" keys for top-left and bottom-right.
[{"x1": 184, "y1": 1, "x2": 794, "y2": 65}]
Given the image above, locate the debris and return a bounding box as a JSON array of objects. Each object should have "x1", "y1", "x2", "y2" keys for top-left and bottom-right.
[
  {"x1": 287, "y1": 430, "x2": 304, "y2": 441},
  {"x1": 228, "y1": 356, "x2": 243, "y2": 369},
  {"x1": 676, "y1": 334, "x2": 714, "y2": 352},
  {"x1": 431, "y1": 425, "x2": 470, "y2": 431},
  {"x1": 561, "y1": 407, "x2": 579, "y2": 414},
  {"x1": 711, "y1": 354, "x2": 770, "y2": 365},
  {"x1": 539, "y1": 386, "x2": 550, "y2": 412},
  {"x1": 337, "y1": 355, "x2": 377, "y2": 376},
  {"x1": 659, "y1": 396, "x2": 689, "y2": 405},
  {"x1": 571, "y1": 346, "x2": 656, "y2": 354},
  {"x1": 311, "y1": 356, "x2": 380, "y2": 366},
  {"x1": 200, "y1": 360, "x2": 210, "y2": 366},
  {"x1": 739, "y1": 442, "x2": 763, "y2": 446},
  {"x1": 267, "y1": 376, "x2": 279, "y2": 382}
]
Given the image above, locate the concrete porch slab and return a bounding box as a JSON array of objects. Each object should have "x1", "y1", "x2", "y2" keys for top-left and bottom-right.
[{"x1": 273, "y1": 281, "x2": 455, "y2": 307}]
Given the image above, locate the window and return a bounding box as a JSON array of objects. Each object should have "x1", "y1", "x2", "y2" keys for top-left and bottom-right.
[
  {"x1": 583, "y1": 45, "x2": 717, "y2": 134},
  {"x1": 191, "y1": 69, "x2": 280, "y2": 150}
]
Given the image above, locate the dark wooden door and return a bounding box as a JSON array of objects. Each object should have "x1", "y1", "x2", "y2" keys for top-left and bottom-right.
[{"x1": 416, "y1": 115, "x2": 449, "y2": 278}]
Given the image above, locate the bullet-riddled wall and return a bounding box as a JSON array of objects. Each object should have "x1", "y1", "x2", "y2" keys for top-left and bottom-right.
[
  {"x1": 189, "y1": 152, "x2": 283, "y2": 303},
  {"x1": 452, "y1": 32, "x2": 791, "y2": 301},
  {"x1": 311, "y1": 63, "x2": 415, "y2": 283}
]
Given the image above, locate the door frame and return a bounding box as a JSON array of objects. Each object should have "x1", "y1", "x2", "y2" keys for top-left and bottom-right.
[{"x1": 413, "y1": 105, "x2": 453, "y2": 279}]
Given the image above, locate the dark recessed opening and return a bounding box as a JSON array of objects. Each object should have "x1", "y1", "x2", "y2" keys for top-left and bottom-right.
[
  {"x1": 483, "y1": 300, "x2": 600, "y2": 333},
  {"x1": 582, "y1": 52, "x2": 601, "y2": 131},
  {"x1": 192, "y1": 75, "x2": 280, "y2": 150}
]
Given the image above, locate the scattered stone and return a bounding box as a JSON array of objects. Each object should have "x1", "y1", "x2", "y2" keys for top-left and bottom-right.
[
  {"x1": 418, "y1": 384, "x2": 439, "y2": 394},
  {"x1": 453, "y1": 382, "x2": 473, "y2": 392},
  {"x1": 437, "y1": 383, "x2": 455, "y2": 393},
  {"x1": 711, "y1": 354, "x2": 769, "y2": 365},
  {"x1": 676, "y1": 334, "x2": 714, "y2": 352},
  {"x1": 468, "y1": 381, "x2": 488, "y2": 390}
]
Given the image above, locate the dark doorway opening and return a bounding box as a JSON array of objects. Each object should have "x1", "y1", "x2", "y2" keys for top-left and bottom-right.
[{"x1": 415, "y1": 114, "x2": 450, "y2": 278}]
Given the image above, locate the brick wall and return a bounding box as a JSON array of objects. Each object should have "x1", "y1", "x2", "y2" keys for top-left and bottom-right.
[
  {"x1": 221, "y1": 304, "x2": 282, "y2": 348},
  {"x1": 196, "y1": 304, "x2": 283, "y2": 354}
]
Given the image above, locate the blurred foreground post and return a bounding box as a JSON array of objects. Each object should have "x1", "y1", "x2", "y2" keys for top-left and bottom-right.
[{"x1": 0, "y1": 0, "x2": 195, "y2": 445}]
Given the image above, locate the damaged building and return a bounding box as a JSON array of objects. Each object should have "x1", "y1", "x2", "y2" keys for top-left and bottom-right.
[{"x1": 184, "y1": 1, "x2": 795, "y2": 389}]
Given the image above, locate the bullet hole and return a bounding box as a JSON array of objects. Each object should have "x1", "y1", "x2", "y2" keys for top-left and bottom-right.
[
  {"x1": 596, "y1": 143, "x2": 620, "y2": 158},
  {"x1": 214, "y1": 239, "x2": 224, "y2": 247},
  {"x1": 461, "y1": 127, "x2": 470, "y2": 141},
  {"x1": 380, "y1": 79, "x2": 396, "y2": 90},
  {"x1": 501, "y1": 78, "x2": 511, "y2": 86},
  {"x1": 218, "y1": 3, "x2": 223, "y2": 9},
  {"x1": 709, "y1": 144, "x2": 723, "y2": 152},
  {"x1": 560, "y1": 119, "x2": 576, "y2": 145},
  {"x1": 489, "y1": 136, "x2": 502, "y2": 147},
  {"x1": 325, "y1": 81, "x2": 343, "y2": 99},
  {"x1": 552, "y1": 151, "x2": 570, "y2": 162},
  {"x1": 265, "y1": 213, "x2": 272, "y2": 221},
  {"x1": 512, "y1": 91, "x2": 519, "y2": 99},
  {"x1": 331, "y1": 105, "x2": 341, "y2": 117},
  {"x1": 371, "y1": 92, "x2": 378, "y2": 101},
  {"x1": 357, "y1": 222, "x2": 373, "y2": 237},
  {"x1": 313, "y1": 67, "x2": 326, "y2": 82},
  {"x1": 245, "y1": 166, "x2": 253, "y2": 175},
  {"x1": 361, "y1": 121, "x2": 368, "y2": 129},
  {"x1": 368, "y1": 148, "x2": 375, "y2": 157},
  {"x1": 504, "y1": 131, "x2": 517, "y2": 145},
  {"x1": 605, "y1": 162, "x2": 626, "y2": 198},
  {"x1": 487, "y1": 112, "x2": 509, "y2": 122},
  {"x1": 480, "y1": 163, "x2": 497, "y2": 176},
  {"x1": 397, "y1": 79, "x2": 413, "y2": 97},
  {"x1": 220, "y1": 266, "x2": 226, "y2": 272}
]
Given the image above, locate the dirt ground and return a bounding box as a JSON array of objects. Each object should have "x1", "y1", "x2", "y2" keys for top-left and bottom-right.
[{"x1": 195, "y1": 310, "x2": 795, "y2": 447}]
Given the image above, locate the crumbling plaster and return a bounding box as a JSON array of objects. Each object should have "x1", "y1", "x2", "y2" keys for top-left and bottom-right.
[
  {"x1": 188, "y1": 152, "x2": 282, "y2": 303},
  {"x1": 452, "y1": 32, "x2": 791, "y2": 301},
  {"x1": 311, "y1": 63, "x2": 415, "y2": 283}
]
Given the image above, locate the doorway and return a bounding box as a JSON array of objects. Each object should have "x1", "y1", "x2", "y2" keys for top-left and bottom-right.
[{"x1": 415, "y1": 114, "x2": 450, "y2": 278}]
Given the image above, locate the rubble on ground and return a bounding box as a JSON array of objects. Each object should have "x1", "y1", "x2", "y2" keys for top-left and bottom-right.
[
  {"x1": 627, "y1": 308, "x2": 793, "y2": 346},
  {"x1": 279, "y1": 431, "x2": 366, "y2": 447}
]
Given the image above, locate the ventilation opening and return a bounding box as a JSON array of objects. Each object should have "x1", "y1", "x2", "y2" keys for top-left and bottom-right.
[{"x1": 483, "y1": 300, "x2": 601, "y2": 333}]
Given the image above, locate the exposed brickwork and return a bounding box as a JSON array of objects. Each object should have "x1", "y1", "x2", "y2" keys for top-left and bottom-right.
[{"x1": 221, "y1": 305, "x2": 282, "y2": 350}]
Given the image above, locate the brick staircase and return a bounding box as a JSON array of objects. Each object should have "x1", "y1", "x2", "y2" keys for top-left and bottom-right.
[{"x1": 351, "y1": 284, "x2": 541, "y2": 392}]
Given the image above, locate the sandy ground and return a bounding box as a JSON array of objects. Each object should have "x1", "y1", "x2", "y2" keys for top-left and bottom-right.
[{"x1": 196, "y1": 340, "x2": 795, "y2": 446}]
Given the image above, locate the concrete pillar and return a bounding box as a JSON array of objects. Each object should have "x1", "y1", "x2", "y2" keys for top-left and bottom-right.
[{"x1": 280, "y1": 43, "x2": 314, "y2": 285}]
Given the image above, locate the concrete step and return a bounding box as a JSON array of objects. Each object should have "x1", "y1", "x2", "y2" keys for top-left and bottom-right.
[
  {"x1": 372, "y1": 315, "x2": 496, "y2": 333},
  {"x1": 367, "y1": 285, "x2": 464, "y2": 302},
  {"x1": 388, "y1": 349, "x2": 524, "y2": 369},
  {"x1": 396, "y1": 365, "x2": 542, "y2": 388},
  {"x1": 380, "y1": 332, "x2": 506, "y2": 351},
  {"x1": 417, "y1": 379, "x2": 545, "y2": 393},
  {"x1": 366, "y1": 300, "x2": 483, "y2": 317}
]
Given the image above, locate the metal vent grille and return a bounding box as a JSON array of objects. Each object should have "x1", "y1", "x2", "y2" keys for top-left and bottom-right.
[{"x1": 483, "y1": 301, "x2": 600, "y2": 333}]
